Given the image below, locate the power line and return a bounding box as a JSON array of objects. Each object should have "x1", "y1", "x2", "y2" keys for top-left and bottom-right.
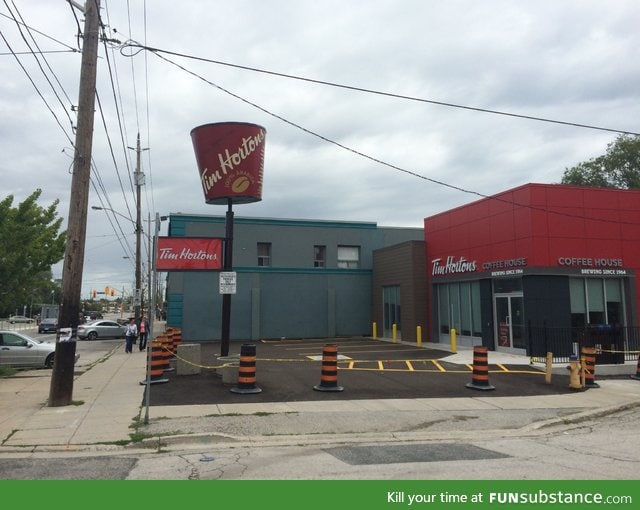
[
  {"x1": 0, "y1": 10, "x2": 79, "y2": 52},
  {"x1": 121, "y1": 41, "x2": 640, "y2": 137},
  {"x1": 132, "y1": 44, "x2": 640, "y2": 228}
]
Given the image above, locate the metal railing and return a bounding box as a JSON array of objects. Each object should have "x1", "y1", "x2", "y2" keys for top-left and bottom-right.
[{"x1": 528, "y1": 323, "x2": 640, "y2": 364}]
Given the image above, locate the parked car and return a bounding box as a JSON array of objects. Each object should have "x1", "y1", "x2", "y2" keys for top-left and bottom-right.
[
  {"x1": 77, "y1": 320, "x2": 126, "y2": 341},
  {"x1": 8, "y1": 315, "x2": 35, "y2": 324},
  {"x1": 0, "y1": 331, "x2": 78, "y2": 369},
  {"x1": 38, "y1": 318, "x2": 59, "y2": 334}
]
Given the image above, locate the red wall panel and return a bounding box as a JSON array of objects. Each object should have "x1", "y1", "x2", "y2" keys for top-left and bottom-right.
[{"x1": 424, "y1": 183, "x2": 640, "y2": 328}]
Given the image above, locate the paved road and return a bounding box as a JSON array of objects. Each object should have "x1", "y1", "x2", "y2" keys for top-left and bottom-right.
[{"x1": 0, "y1": 403, "x2": 638, "y2": 480}]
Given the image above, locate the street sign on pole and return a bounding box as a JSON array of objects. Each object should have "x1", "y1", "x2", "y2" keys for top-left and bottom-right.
[{"x1": 219, "y1": 272, "x2": 237, "y2": 294}]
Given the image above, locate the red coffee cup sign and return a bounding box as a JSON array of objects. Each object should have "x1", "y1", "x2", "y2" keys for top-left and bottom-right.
[{"x1": 191, "y1": 122, "x2": 266, "y2": 204}]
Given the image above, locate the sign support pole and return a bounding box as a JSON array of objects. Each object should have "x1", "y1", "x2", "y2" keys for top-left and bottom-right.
[{"x1": 220, "y1": 198, "x2": 234, "y2": 357}]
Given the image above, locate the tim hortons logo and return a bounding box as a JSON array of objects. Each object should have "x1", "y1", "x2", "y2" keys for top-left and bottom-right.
[
  {"x1": 431, "y1": 256, "x2": 477, "y2": 275},
  {"x1": 200, "y1": 130, "x2": 265, "y2": 193}
]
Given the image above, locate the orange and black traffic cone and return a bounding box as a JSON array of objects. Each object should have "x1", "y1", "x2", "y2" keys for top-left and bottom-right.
[
  {"x1": 465, "y1": 346, "x2": 495, "y2": 391},
  {"x1": 139, "y1": 339, "x2": 169, "y2": 385},
  {"x1": 313, "y1": 344, "x2": 344, "y2": 392},
  {"x1": 230, "y1": 343, "x2": 262, "y2": 394}
]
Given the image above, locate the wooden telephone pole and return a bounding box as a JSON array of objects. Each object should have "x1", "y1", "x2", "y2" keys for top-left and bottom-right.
[{"x1": 49, "y1": 0, "x2": 101, "y2": 406}]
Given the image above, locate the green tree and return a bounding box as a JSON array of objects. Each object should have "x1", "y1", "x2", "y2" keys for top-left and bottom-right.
[
  {"x1": 0, "y1": 189, "x2": 66, "y2": 317},
  {"x1": 561, "y1": 135, "x2": 640, "y2": 189}
]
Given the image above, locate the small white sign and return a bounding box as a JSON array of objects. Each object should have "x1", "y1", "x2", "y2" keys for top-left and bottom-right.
[
  {"x1": 219, "y1": 271, "x2": 237, "y2": 294},
  {"x1": 59, "y1": 327, "x2": 72, "y2": 342}
]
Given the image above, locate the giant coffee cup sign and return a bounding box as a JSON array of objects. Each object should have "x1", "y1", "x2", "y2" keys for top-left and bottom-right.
[{"x1": 191, "y1": 122, "x2": 266, "y2": 204}]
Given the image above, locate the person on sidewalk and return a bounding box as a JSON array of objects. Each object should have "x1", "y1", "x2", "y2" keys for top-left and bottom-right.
[
  {"x1": 138, "y1": 314, "x2": 149, "y2": 351},
  {"x1": 125, "y1": 318, "x2": 137, "y2": 354}
]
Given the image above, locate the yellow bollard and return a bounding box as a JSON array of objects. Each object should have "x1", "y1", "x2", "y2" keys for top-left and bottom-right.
[
  {"x1": 392, "y1": 323, "x2": 397, "y2": 343},
  {"x1": 416, "y1": 325, "x2": 422, "y2": 348},
  {"x1": 372, "y1": 322, "x2": 377, "y2": 339},
  {"x1": 545, "y1": 352, "x2": 553, "y2": 384},
  {"x1": 450, "y1": 328, "x2": 457, "y2": 353}
]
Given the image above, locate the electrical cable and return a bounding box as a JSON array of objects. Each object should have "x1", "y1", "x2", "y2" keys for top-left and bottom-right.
[
  {"x1": 133, "y1": 44, "x2": 640, "y2": 227},
  {"x1": 121, "y1": 41, "x2": 640, "y2": 137}
]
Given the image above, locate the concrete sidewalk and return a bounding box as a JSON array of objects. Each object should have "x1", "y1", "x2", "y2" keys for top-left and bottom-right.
[
  {"x1": 1, "y1": 343, "x2": 639, "y2": 452},
  {"x1": 1, "y1": 345, "x2": 146, "y2": 450}
]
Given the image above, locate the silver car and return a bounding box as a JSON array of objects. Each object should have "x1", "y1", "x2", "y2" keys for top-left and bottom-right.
[
  {"x1": 0, "y1": 331, "x2": 78, "y2": 369},
  {"x1": 77, "y1": 320, "x2": 126, "y2": 341},
  {"x1": 8, "y1": 315, "x2": 35, "y2": 324}
]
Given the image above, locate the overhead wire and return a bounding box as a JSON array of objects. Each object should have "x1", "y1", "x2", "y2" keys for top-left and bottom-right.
[
  {"x1": 0, "y1": 3, "x2": 75, "y2": 146},
  {"x1": 121, "y1": 41, "x2": 640, "y2": 138},
  {"x1": 124, "y1": 42, "x2": 640, "y2": 227},
  {"x1": 0, "y1": 10, "x2": 79, "y2": 52},
  {"x1": 4, "y1": 1, "x2": 76, "y2": 131}
]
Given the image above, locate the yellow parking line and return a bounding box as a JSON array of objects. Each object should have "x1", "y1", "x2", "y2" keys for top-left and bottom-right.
[
  {"x1": 378, "y1": 360, "x2": 384, "y2": 370},
  {"x1": 405, "y1": 360, "x2": 414, "y2": 371},
  {"x1": 497, "y1": 363, "x2": 509, "y2": 372},
  {"x1": 431, "y1": 360, "x2": 446, "y2": 372}
]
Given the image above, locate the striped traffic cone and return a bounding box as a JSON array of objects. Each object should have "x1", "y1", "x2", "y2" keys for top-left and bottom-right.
[
  {"x1": 631, "y1": 353, "x2": 640, "y2": 381},
  {"x1": 230, "y1": 343, "x2": 262, "y2": 394},
  {"x1": 313, "y1": 344, "x2": 344, "y2": 392},
  {"x1": 465, "y1": 346, "x2": 495, "y2": 391},
  {"x1": 139, "y1": 339, "x2": 169, "y2": 385}
]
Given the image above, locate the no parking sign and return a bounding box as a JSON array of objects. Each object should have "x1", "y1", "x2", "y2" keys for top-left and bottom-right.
[{"x1": 219, "y1": 272, "x2": 237, "y2": 294}]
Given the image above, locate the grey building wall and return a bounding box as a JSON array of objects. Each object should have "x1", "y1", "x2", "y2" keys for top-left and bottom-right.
[{"x1": 165, "y1": 215, "x2": 423, "y2": 342}]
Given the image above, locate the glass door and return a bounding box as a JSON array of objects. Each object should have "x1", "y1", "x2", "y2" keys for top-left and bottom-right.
[{"x1": 494, "y1": 293, "x2": 525, "y2": 352}]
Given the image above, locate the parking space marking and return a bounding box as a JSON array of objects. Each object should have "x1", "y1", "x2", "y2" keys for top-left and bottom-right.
[
  {"x1": 306, "y1": 354, "x2": 352, "y2": 361},
  {"x1": 432, "y1": 360, "x2": 446, "y2": 372}
]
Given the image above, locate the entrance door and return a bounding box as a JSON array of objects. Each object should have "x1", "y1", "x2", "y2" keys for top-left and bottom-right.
[{"x1": 494, "y1": 294, "x2": 525, "y2": 352}]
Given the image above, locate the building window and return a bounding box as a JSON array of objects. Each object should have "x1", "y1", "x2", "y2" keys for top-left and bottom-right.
[
  {"x1": 383, "y1": 286, "x2": 401, "y2": 338},
  {"x1": 257, "y1": 242, "x2": 271, "y2": 267},
  {"x1": 314, "y1": 245, "x2": 326, "y2": 268},
  {"x1": 337, "y1": 245, "x2": 360, "y2": 269},
  {"x1": 438, "y1": 281, "x2": 482, "y2": 337},
  {"x1": 570, "y1": 277, "x2": 625, "y2": 327}
]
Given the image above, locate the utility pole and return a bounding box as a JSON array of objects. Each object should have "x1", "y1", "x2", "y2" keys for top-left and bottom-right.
[
  {"x1": 130, "y1": 133, "x2": 146, "y2": 324},
  {"x1": 49, "y1": 0, "x2": 101, "y2": 407}
]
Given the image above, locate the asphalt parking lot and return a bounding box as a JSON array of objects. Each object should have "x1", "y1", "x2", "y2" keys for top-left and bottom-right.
[{"x1": 147, "y1": 337, "x2": 576, "y2": 406}]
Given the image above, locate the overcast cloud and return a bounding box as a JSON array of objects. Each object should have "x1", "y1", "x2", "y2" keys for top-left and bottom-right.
[{"x1": 1, "y1": 0, "x2": 639, "y2": 298}]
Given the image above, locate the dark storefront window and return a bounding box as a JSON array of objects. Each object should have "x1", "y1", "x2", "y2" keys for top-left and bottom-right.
[
  {"x1": 493, "y1": 278, "x2": 522, "y2": 293},
  {"x1": 438, "y1": 281, "x2": 482, "y2": 338},
  {"x1": 570, "y1": 277, "x2": 625, "y2": 327}
]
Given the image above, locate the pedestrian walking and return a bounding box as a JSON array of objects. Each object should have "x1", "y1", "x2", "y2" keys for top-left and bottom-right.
[
  {"x1": 138, "y1": 314, "x2": 149, "y2": 351},
  {"x1": 125, "y1": 318, "x2": 137, "y2": 354}
]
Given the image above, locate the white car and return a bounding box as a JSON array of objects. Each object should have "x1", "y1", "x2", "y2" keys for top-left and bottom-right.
[
  {"x1": 0, "y1": 331, "x2": 79, "y2": 369},
  {"x1": 8, "y1": 315, "x2": 35, "y2": 324}
]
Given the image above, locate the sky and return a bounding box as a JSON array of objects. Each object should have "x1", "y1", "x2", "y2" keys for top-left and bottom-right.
[{"x1": 1, "y1": 0, "x2": 639, "y2": 300}]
